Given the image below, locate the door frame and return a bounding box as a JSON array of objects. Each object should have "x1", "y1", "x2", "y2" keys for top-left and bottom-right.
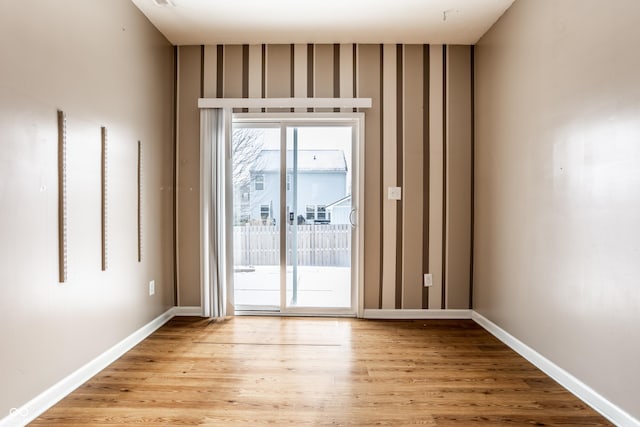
[{"x1": 230, "y1": 112, "x2": 365, "y2": 317}]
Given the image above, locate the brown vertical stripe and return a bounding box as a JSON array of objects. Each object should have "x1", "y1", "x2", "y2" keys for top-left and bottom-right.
[
  {"x1": 261, "y1": 44, "x2": 266, "y2": 112},
  {"x1": 441, "y1": 45, "x2": 447, "y2": 310},
  {"x1": 395, "y1": 44, "x2": 403, "y2": 309},
  {"x1": 137, "y1": 140, "x2": 142, "y2": 263},
  {"x1": 352, "y1": 44, "x2": 357, "y2": 112},
  {"x1": 290, "y1": 44, "x2": 295, "y2": 112},
  {"x1": 378, "y1": 44, "x2": 384, "y2": 309},
  {"x1": 172, "y1": 46, "x2": 178, "y2": 305},
  {"x1": 333, "y1": 44, "x2": 340, "y2": 112},
  {"x1": 469, "y1": 45, "x2": 475, "y2": 309},
  {"x1": 200, "y1": 45, "x2": 204, "y2": 98},
  {"x1": 216, "y1": 45, "x2": 223, "y2": 98},
  {"x1": 242, "y1": 44, "x2": 249, "y2": 112},
  {"x1": 422, "y1": 45, "x2": 430, "y2": 309},
  {"x1": 290, "y1": 44, "x2": 295, "y2": 97},
  {"x1": 307, "y1": 44, "x2": 314, "y2": 112},
  {"x1": 261, "y1": 44, "x2": 266, "y2": 97},
  {"x1": 242, "y1": 45, "x2": 249, "y2": 97}
]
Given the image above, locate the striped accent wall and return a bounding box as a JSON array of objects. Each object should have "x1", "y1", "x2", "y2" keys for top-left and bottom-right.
[{"x1": 176, "y1": 44, "x2": 473, "y2": 310}]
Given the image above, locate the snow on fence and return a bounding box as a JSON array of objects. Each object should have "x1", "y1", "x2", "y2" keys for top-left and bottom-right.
[{"x1": 233, "y1": 224, "x2": 351, "y2": 267}]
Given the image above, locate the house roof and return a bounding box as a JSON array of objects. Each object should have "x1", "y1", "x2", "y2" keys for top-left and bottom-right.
[
  {"x1": 326, "y1": 195, "x2": 352, "y2": 208},
  {"x1": 251, "y1": 150, "x2": 347, "y2": 173}
]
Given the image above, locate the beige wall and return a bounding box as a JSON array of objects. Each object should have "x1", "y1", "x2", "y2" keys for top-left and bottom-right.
[
  {"x1": 474, "y1": 0, "x2": 640, "y2": 420},
  {"x1": 176, "y1": 44, "x2": 473, "y2": 310},
  {"x1": 176, "y1": 46, "x2": 202, "y2": 306},
  {"x1": 0, "y1": 0, "x2": 174, "y2": 417}
]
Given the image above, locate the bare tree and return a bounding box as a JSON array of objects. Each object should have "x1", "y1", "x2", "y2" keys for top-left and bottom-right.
[
  {"x1": 232, "y1": 127, "x2": 264, "y2": 188},
  {"x1": 232, "y1": 128, "x2": 265, "y2": 225}
]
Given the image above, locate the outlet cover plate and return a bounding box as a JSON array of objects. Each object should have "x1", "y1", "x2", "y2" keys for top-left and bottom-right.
[
  {"x1": 149, "y1": 280, "x2": 155, "y2": 296},
  {"x1": 423, "y1": 274, "x2": 432, "y2": 287},
  {"x1": 388, "y1": 186, "x2": 402, "y2": 200}
]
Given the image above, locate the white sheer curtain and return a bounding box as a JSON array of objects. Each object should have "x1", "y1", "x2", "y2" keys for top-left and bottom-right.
[{"x1": 200, "y1": 108, "x2": 233, "y2": 319}]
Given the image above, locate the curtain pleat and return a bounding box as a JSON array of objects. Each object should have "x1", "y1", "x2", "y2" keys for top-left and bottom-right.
[{"x1": 200, "y1": 108, "x2": 228, "y2": 319}]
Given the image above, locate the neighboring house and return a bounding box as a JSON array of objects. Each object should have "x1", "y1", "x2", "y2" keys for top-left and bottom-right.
[
  {"x1": 249, "y1": 149, "x2": 347, "y2": 225},
  {"x1": 326, "y1": 195, "x2": 352, "y2": 225}
]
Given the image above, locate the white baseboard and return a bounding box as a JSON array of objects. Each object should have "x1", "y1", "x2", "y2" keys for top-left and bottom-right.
[
  {"x1": 0, "y1": 308, "x2": 176, "y2": 427},
  {"x1": 363, "y1": 309, "x2": 472, "y2": 319},
  {"x1": 472, "y1": 311, "x2": 639, "y2": 427},
  {"x1": 172, "y1": 306, "x2": 203, "y2": 316}
]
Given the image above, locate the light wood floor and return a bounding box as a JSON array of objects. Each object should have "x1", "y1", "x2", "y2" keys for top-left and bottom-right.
[{"x1": 32, "y1": 317, "x2": 612, "y2": 426}]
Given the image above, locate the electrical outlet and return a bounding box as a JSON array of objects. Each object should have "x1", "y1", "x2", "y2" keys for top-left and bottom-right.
[
  {"x1": 423, "y1": 274, "x2": 432, "y2": 287},
  {"x1": 149, "y1": 280, "x2": 155, "y2": 296}
]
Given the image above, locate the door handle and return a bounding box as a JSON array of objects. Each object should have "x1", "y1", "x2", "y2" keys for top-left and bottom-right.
[{"x1": 349, "y1": 208, "x2": 357, "y2": 228}]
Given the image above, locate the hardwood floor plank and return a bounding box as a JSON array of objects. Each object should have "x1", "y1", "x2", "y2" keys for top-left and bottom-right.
[{"x1": 30, "y1": 317, "x2": 612, "y2": 426}]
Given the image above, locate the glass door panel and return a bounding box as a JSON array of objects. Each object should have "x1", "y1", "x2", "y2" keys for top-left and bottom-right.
[
  {"x1": 232, "y1": 125, "x2": 281, "y2": 310},
  {"x1": 285, "y1": 126, "x2": 353, "y2": 310}
]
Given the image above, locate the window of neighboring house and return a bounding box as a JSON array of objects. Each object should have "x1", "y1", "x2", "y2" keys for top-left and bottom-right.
[
  {"x1": 306, "y1": 205, "x2": 315, "y2": 221},
  {"x1": 317, "y1": 205, "x2": 327, "y2": 220},
  {"x1": 260, "y1": 205, "x2": 270, "y2": 220},
  {"x1": 286, "y1": 174, "x2": 291, "y2": 191},
  {"x1": 255, "y1": 174, "x2": 264, "y2": 191}
]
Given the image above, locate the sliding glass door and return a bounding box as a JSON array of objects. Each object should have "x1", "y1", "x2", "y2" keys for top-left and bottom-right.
[{"x1": 231, "y1": 115, "x2": 361, "y2": 315}]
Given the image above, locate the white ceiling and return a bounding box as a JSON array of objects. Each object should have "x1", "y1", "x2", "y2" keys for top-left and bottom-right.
[{"x1": 131, "y1": 0, "x2": 515, "y2": 46}]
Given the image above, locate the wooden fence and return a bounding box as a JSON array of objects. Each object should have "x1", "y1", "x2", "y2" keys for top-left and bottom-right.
[{"x1": 233, "y1": 224, "x2": 351, "y2": 267}]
